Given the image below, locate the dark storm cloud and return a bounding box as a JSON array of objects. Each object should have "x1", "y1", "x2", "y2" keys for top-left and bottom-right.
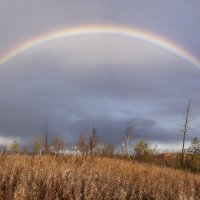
[
  {"x1": 0, "y1": 1, "x2": 200, "y2": 149},
  {"x1": 67, "y1": 117, "x2": 178, "y2": 145}
]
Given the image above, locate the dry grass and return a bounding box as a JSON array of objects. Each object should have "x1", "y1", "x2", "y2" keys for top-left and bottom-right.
[{"x1": 0, "y1": 155, "x2": 199, "y2": 200}]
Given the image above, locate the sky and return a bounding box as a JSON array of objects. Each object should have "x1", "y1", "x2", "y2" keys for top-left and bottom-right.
[{"x1": 0, "y1": 0, "x2": 200, "y2": 151}]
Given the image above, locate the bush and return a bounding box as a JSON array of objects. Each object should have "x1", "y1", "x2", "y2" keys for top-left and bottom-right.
[{"x1": 134, "y1": 140, "x2": 156, "y2": 162}]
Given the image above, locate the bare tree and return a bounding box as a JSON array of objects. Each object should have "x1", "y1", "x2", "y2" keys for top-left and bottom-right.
[
  {"x1": 77, "y1": 132, "x2": 88, "y2": 155},
  {"x1": 121, "y1": 121, "x2": 136, "y2": 156},
  {"x1": 44, "y1": 120, "x2": 49, "y2": 154},
  {"x1": 101, "y1": 144, "x2": 114, "y2": 157},
  {"x1": 0, "y1": 142, "x2": 8, "y2": 154},
  {"x1": 121, "y1": 136, "x2": 125, "y2": 155},
  {"x1": 89, "y1": 128, "x2": 97, "y2": 156},
  {"x1": 181, "y1": 98, "x2": 191, "y2": 169},
  {"x1": 52, "y1": 135, "x2": 64, "y2": 155}
]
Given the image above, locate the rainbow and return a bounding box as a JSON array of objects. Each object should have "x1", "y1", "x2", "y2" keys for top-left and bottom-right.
[{"x1": 0, "y1": 24, "x2": 200, "y2": 69}]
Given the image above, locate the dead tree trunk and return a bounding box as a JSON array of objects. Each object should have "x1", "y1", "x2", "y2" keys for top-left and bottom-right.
[
  {"x1": 44, "y1": 120, "x2": 49, "y2": 154},
  {"x1": 180, "y1": 98, "x2": 191, "y2": 169},
  {"x1": 121, "y1": 137, "x2": 125, "y2": 156},
  {"x1": 89, "y1": 128, "x2": 97, "y2": 157}
]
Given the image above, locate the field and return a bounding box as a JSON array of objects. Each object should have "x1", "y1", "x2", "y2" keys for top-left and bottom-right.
[{"x1": 0, "y1": 155, "x2": 199, "y2": 200}]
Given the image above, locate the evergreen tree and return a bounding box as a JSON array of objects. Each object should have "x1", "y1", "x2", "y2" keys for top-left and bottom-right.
[{"x1": 10, "y1": 140, "x2": 19, "y2": 153}]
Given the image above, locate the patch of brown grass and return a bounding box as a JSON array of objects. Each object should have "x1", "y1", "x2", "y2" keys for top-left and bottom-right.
[{"x1": 0, "y1": 155, "x2": 199, "y2": 200}]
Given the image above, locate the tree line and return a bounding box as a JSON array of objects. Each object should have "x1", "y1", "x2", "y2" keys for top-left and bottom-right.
[{"x1": 0, "y1": 98, "x2": 200, "y2": 172}]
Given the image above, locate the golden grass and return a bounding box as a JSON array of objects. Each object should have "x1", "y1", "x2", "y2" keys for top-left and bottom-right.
[{"x1": 0, "y1": 155, "x2": 199, "y2": 200}]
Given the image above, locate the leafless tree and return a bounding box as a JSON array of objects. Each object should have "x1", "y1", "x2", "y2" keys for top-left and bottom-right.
[
  {"x1": 121, "y1": 120, "x2": 137, "y2": 156},
  {"x1": 51, "y1": 135, "x2": 65, "y2": 155},
  {"x1": 180, "y1": 98, "x2": 191, "y2": 169},
  {"x1": 121, "y1": 136, "x2": 125, "y2": 155},
  {"x1": 0, "y1": 142, "x2": 8, "y2": 154},
  {"x1": 77, "y1": 132, "x2": 88, "y2": 155},
  {"x1": 101, "y1": 144, "x2": 114, "y2": 157},
  {"x1": 44, "y1": 120, "x2": 49, "y2": 154},
  {"x1": 89, "y1": 128, "x2": 97, "y2": 157}
]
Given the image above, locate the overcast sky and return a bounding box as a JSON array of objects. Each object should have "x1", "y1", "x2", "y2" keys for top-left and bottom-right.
[{"x1": 0, "y1": 0, "x2": 200, "y2": 150}]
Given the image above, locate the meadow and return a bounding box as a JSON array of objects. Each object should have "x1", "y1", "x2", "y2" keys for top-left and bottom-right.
[{"x1": 0, "y1": 155, "x2": 199, "y2": 200}]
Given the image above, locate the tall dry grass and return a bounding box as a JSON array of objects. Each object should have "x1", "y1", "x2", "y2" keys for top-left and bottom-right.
[{"x1": 0, "y1": 155, "x2": 199, "y2": 200}]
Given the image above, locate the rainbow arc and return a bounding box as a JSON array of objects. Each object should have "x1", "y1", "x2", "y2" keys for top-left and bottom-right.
[{"x1": 0, "y1": 25, "x2": 200, "y2": 69}]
